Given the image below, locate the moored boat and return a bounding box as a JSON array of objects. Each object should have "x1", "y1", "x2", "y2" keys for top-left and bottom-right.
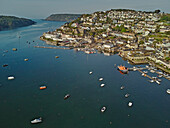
[
  {"x1": 166, "y1": 89, "x2": 170, "y2": 94},
  {"x1": 8, "y1": 76, "x2": 15, "y2": 80},
  {"x1": 40, "y1": 86, "x2": 47, "y2": 90},
  {"x1": 99, "y1": 78, "x2": 103, "y2": 81},
  {"x1": 128, "y1": 102, "x2": 133, "y2": 107},
  {"x1": 101, "y1": 106, "x2": 106, "y2": 112},
  {"x1": 64, "y1": 94, "x2": 70, "y2": 100},
  {"x1": 31, "y1": 117, "x2": 42, "y2": 124},
  {"x1": 117, "y1": 65, "x2": 128, "y2": 74},
  {"x1": 125, "y1": 93, "x2": 130, "y2": 98},
  {"x1": 89, "y1": 71, "x2": 93, "y2": 75},
  {"x1": 156, "y1": 81, "x2": 160, "y2": 85},
  {"x1": 100, "y1": 84, "x2": 105, "y2": 87},
  {"x1": 120, "y1": 86, "x2": 125, "y2": 90},
  {"x1": 2, "y1": 64, "x2": 8, "y2": 67}
]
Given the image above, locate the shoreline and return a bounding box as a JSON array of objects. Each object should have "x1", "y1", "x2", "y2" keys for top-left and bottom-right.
[{"x1": 40, "y1": 36, "x2": 170, "y2": 76}]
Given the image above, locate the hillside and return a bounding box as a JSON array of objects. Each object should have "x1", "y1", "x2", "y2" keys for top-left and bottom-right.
[
  {"x1": 45, "y1": 14, "x2": 82, "y2": 21},
  {"x1": 0, "y1": 16, "x2": 36, "y2": 31}
]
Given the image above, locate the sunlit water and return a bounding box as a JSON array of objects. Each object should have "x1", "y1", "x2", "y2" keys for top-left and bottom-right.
[{"x1": 0, "y1": 20, "x2": 169, "y2": 128}]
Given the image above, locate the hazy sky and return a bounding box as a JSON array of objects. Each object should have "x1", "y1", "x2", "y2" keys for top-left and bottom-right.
[{"x1": 0, "y1": 0, "x2": 170, "y2": 19}]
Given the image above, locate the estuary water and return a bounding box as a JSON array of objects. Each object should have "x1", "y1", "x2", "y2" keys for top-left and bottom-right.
[{"x1": 0, "y1": 20, "x2": 169, "y2": 128}]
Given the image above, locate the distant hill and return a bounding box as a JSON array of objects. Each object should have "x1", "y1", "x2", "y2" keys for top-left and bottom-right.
[
  {"x1": 0, "y1": 16, "x2": 36, "y2": 31},
  {"x1": 45, "y1": 14, "x2": 82, "y2": 22}
]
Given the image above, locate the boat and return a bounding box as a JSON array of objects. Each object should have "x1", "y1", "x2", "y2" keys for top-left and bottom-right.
[
  {"x1": 117, "y1": 65, "x2": 128, "y2": 74},
  {"x1": 40, "y1": 86, "x2": 47, "y2": 90},
  {"x1": 158, "y1": 75, "x2": 163, "y2": 78},
  {"x1": 133, "y1": 68, "x2": 137, "y2": 71},
  {"x1": 101, "y1": 106, "x2": 106, "y2": 112},
  {"x1": 125, "y1": 93, "x2": 130, "y2": 98},
  {"x1": 156, "y1": 81, "x2": 160, "y2": 85},
  {"x1": 128, "y1": 102, "x2": 133, "y2": 107},
  {"x1": 166, "y1": 89, "x2": 170, "y2": 94},
  {"x1": 157, "y1": 79, "x2": 162, "y2": 82},
  {"x1": 99, "y1": 78, "x2": 103, "y2": 81},
  {"x1": 141, "y1": 73, "x2": 145, "y2": 76},
  {"x1": 2, "y1": 64, "x2": 8, "y2": 67},
  {"x1": 55, "y1": 56, "x2": 59, "y2": 58},
  {"x1": 149, "y1": 80, "x2": 154, "y2": 83},
  {"x1": 8, "y1": 76, "x2": 15, "y2": 80},
  {"x1": 31, "y1": 117, "x2": 42, "y2": 124},
  {"x1": 85, "y1": 51, "x2": 91, "y2": 54},
  {"x1": 100, "y1": 84, "x2": 105, "y2": 87},
  {"x1": 143, "y1": 71, "x2": 148, "y2": 74},
  {"x1": 150, "y1": 70, "x2": 155, "y2": 73},
  {"x1": 24, "y1": 59, "x2": 29, "y2": 61},
  {"x1": 64, "y1": 94, "x2": 70, "y2": 100},
  {"x1": 89, "y1": 71, "x2": 93, "y2": 75},
  {"x1": 12, "y1": 48, "x2": 17, "y2": 51},
  {"x1": 120, "y1": 86, "x2": 125, "y2": 90}
]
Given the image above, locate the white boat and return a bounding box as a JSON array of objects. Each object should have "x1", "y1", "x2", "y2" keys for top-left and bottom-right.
[
  {"x1": 8, "y1": 76, "x2": 15, "y2": 80},
  {"x1": 143, "y1": 71, "x2": 148, "y2": 74},
  {"x1": 158, "y1": 75, "x2": 163, "y2": 78},
  {"x1": 120, "y1": 86, "x2": 125, "y2": 90},
  {"x1": 128, "y1": 102, "x2": 133, "y2": 107},
  {"x1": 31, "y1": 117, "x2": 42, "y2": 124},
  {"x1": 146, "y1": 65, "x2": 149, "y2": 68},
  {"x1": 141, "y1": 73, "x2": 145, "y2": 76},
  {"x1": 166, "y1": 89, "x2": 170, "y2": 94},
  {"x1": 24, "y1": 58, "x2": 29, "y2": 61},
  {"x1": 100, "y1": 84, "x2": 105, "y2": 87},
  {"x1": 89, "y1": 71, "x2": 93, "y2": 75},
  {"x1": 101, "y1": 106, "x2": 106, "y2": 112},
  {"x1": 99, "y1": 78, "x2": 103, "y2": 81},
  {"x1": 133, "y1": 68, "x2": 137, "y2": 71},
  {"x1": 64, "y1": 94, "x2": 70, "y2": 100},
  {"x1": 150, "y1": 70, "x2": 155, "y2": 73},
  {"x1": 125, "y1": 93, "x2": 130, "y2": 98},
  {"x1": 150, "y1": 80, "x2": 154, "y2": 83},
  {"x1": 156, "y1": 81, "x2": 160, "y2": 85}
]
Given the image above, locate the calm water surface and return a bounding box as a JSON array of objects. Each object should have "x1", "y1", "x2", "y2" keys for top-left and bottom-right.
[{"x1": 0, "y1": 20, "x2": 169, "y2": 128}]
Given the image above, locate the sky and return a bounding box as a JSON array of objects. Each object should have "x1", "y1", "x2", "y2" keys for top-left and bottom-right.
[{"x1": 0, "y1": 0, "x2": 170, "y2": 19}]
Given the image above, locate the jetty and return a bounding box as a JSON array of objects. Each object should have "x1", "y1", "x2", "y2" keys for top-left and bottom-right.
[
  {"x1": 136, "y1": 69, "x2": 153, "y2": 80},
  {"x1": 128, "y1": 67, "x2": 147, "y2": 71},
  {"x1": 34, "y1": 46, "x2": 70, "y2": 50}
]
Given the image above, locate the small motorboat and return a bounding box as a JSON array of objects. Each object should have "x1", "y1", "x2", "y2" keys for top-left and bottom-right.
[
  {"x1": 158, "y1": 75, "x2": 163, "y2": 78},
  {"x1": 156, "y1": 81, "x2": 160, "y2": 85},
  {"x1": 64, "y1": 94, "x2": 70, "y2": 100},
  {"x1": 55, "y1": 56, "x2": 59, "y2": 58},
  {"x1": 150, "y1": 80, "x2": 154, "y2": 83},
  {"x1": 24, "y1": 58, "x2": 29, "y2": 61},
  {"x1": 12, "y1": 48, "x2": 17, "y2": 51},
  {"x1": 8, "y1": 76, "x2": 15, "y2": 80},
  {"x1": 2, "y1": 64, "x2": 8, "y2": 67},
  {"x1": 89, "y1": 71, "x2": 93, "y2": 75},
  {"x1": 125, "y1": 93, "x2": 130, "y2": 98},
  {"x1": 40, "y1": 86, "x2": 47, "y2": 90},
  {"x1": 120, "y1": 86, "x2": 125, "y2": 90},
  {"x1": 141, "y1": 73, "x2": 145, "y2": 76},
  {"x1": 166, "y1": 89, "x2": 170, "y2": 94},
  {"x1": 99, "y1": 78, "x2": 103, "y2": 81},
  {"x1": 143, "y1": 71, "x2": 148, "y2": 74},
  {"x1": 128, "y1": 102, "x2": 133, "y2": 107},
  {"x1": 100, "y1": 84, "x2": 105, "y2": 87},
  {"x1": 101, "y1": 106, "x2": 106, "y2": 112},
  {"x1": 31, "y1": 117, "x2": 42, "y2": 124}
]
